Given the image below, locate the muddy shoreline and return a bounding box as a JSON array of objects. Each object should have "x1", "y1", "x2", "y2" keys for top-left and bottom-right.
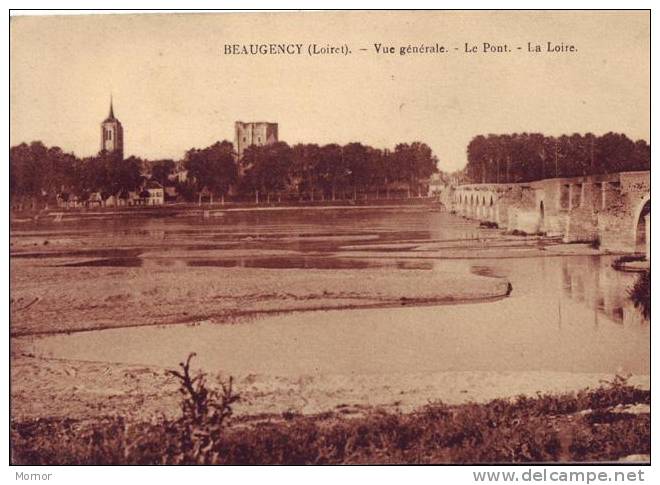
[
  {"x1": 11, "y1": 353, "x2": 650, "y2": 424},
  {"x1": 10, "y1": 262, "x2": 512, "y2": 336},
  {"x1": 11, "y1": 294, "x2": 511, "y2": 338}
]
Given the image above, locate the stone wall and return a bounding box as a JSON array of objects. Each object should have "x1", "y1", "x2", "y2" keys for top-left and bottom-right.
[
  {"x1": 452, "y1": 171, "x2": 650, "y2": 253},
  {"x1": 501, "y1": 186, "x2": 538, "y2": 233},
  {"x1": 598, "y1": 172, "x2": 650, "y2": 252},
  {"x1": 563, "y1": 182, "x2": 600, "y2": 243}
]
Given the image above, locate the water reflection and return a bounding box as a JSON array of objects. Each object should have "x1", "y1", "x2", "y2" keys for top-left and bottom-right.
[{"x1": 560, "y1": 256, "x2": 645, "y2": 327}]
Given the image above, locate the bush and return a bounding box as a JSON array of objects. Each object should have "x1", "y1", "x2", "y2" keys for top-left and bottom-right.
[{"x1": 165, "y1": 353, "x2": 240, "y2": 464}]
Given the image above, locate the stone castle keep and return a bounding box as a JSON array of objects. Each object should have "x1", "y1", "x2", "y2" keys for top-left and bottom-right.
[
  {"x1": 234, "y1": 121, "x2": 279, "y2": 160},
  {"x1": 447, "y1": 171, "x2": 650, "y2": 257},
  {"x1": 100, "y1": 98, "x2": 124, "y2": 159}
]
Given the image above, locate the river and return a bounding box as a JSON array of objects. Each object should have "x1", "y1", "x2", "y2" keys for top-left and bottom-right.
[{"x1": 12, "y1": 206, "x2": 650, "y2": 379}]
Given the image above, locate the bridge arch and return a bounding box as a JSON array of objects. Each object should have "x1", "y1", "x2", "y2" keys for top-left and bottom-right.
[{"x1": 633, "y1": 194, "x2": 650, "y2": 257}]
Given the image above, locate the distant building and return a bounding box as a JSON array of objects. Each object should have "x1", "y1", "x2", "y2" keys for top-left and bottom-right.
[
  {"x1": 428, "y1": 173, "x2": 446, "y2": 197},
  {"x1": 88, "y1": 192, "x2": 103, "y2": 207},
  {"x1": 169, "y1": 169, "x2": 188, "y2": 184},
  {"x1": 100, "y1": 97, "x2": 124, "y2": 159},
  {"x1": 145, "y1": 180, "x2": 165, "y2": 205},
  {"x1": 234, "y1": 121, "x2": 278, "y2": 172}
]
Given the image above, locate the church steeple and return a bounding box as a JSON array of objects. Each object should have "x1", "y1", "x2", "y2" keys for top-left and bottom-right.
[
  {"x1": 105, "y1": 95, "x2": 116, "y2": 121},
  {"x1": 100, "y1": 96, "x2": 124, "y2": 159}
]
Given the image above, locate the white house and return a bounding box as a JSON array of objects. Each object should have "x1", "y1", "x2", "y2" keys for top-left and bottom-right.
[{"x1": 145, "y1": 181, "x2": 165, "y2": 205}]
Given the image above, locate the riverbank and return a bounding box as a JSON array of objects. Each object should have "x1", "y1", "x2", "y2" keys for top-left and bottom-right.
[
  {"x1": 11, "y1": 371, "x2": 650, "y2": 464},
  {"x1": 10, "y1": 352, "x2": 650, "y2": 423},
  {"x1": 10, "y1": 197, "x2": 439, "y2": 223}
]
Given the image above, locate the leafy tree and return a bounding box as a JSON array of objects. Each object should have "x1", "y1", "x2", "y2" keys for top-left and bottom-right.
[
  {"x1": 185, "y1": 141, "x2": 238, "y2": 202},
  {"x1": 366, "y1": 147, "x2": 386, "y2": 199},
  {"x1": 392, "y1": 142, "x2": 438, "y2": 197},
  {"x1": 316, "y1": 144, "x2": 346, "y2": 201},
  {"x1": 596, "y1": 132, "x2": 636, "y2": 174},
  {"x1": 10, "y1": 141, "x2": 77, "y2": 208},
  {"x1": 343, "y1": 142, "x2": 370, "y2": 199},
  {"x1": 76, "y1": 151, "x2": 141, "y2": 198},
  {"x1": 291, "y1": 143, "x2": 321, "y2": 200},
  {"x1": 151, "y1": 159, "x2": 176, "y2": 186},
  {"x1": 241, "y1": 142, "x2": 292, "y2": 203}
]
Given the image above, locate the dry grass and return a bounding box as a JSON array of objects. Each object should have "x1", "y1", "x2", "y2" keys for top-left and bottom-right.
[{"x1": 11, "y1": 365, "x2": 649, "y2": 465}]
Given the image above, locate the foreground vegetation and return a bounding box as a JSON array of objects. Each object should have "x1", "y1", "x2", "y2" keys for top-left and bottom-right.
[{"x1": 11, "y1": 356, "x2": 649, "y2": 465}]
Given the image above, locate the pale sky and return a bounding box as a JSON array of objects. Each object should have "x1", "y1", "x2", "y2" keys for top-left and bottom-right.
[{"x1": 10, "y1": 11, "x2": 650, "y2": 172}]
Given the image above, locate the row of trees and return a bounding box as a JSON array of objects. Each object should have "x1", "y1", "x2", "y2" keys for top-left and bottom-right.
[
  {"x1": 237, "y1": 141, "x2": 438, "y2": 202},
  {"x1": 465, "y1": 132, "x2": 650, "y2": 184},
  {"x1": 180, "y1": 140, "x2": 439, "y2": 203},
  {"x1": 10, "y1": 139, "x2": 440, "y2": 207},
  {"x1": 10, "y1": 142, "x2": 145, "y2": 205}
]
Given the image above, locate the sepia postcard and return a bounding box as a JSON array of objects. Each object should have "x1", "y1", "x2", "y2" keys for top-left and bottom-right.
[{"x1": 9, "y1": 9, "x2": 651, "y2": 470}]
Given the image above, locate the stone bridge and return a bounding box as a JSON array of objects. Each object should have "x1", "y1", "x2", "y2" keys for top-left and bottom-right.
[{"x1": 446, "y1": 171, "x2": 650, "y2": 256}]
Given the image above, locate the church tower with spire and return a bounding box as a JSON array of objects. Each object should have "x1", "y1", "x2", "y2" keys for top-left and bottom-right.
[{"x1": 100, "y1": 97, "x2": 124, "y2": 159}]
